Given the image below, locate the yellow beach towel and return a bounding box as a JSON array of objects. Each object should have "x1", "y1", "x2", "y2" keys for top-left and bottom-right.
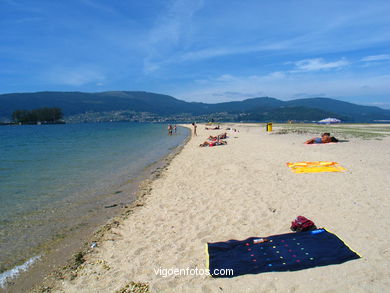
[{"x1": 287, "y1": 161, "x2": 347, "y2": 173}]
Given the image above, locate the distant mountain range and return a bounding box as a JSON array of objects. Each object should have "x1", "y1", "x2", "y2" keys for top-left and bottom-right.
[{"x1": 1, "y1": 91, "x2": 389, "y2": 122}]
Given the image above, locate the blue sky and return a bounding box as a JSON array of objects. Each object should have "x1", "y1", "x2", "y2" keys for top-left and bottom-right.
[{"x1": 1, "y1": 0, "x2": 390, "y2": 108}]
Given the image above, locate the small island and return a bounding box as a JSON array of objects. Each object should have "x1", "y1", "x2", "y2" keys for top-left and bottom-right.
[{"x1": 10, "y1": 107, "x2": 65, "y2": 125}]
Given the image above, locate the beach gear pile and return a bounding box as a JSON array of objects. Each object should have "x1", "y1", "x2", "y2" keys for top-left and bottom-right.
[{"x1": 290, "y1": 216, "x2": 317, "y2": 232}]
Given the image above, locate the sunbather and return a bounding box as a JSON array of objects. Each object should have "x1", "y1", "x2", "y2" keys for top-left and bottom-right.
[
  {"x1": 199, "y1": 140, "x2": 227, "y2": 147},
  {"x1": 208, "y1": 132, "x2": 227, "y2": 140},
  {"x1": 305, "y1": 133, "x2": 338, "y2": 144},
  {"x1": 205, "y1": 126, "x2": 220, "y2": 130}
]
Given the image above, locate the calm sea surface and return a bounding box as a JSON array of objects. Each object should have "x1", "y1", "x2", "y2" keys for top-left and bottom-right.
[{"x1": 0, "y1": 123, "x2": 189, "y2": 280}]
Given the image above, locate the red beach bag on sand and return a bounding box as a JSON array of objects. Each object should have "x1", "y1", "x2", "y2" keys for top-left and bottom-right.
[{"x1": 291, "y1": 216, "x2": 316, "y2": 232}]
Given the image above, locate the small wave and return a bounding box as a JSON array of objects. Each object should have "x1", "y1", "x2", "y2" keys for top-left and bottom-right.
[{"x1": 0, "y1": 255, "x2": 40, "y2": 288}]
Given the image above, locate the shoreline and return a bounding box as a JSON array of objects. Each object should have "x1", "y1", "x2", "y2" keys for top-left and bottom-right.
[{"x1": 1, "y1": 126, "x2": 191, "y2": 293}]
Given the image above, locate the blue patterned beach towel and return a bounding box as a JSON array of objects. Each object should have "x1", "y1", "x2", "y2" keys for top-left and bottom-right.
[{"x1": 206, "y1": 229, "x2": 360, "y2": 278}]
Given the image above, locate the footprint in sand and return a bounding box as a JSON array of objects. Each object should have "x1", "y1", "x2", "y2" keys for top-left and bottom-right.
[{"x1": 379, "y1": 248, "x2": 390, "y2": 257}]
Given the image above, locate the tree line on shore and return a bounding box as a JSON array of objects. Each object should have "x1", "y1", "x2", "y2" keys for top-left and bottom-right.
[{"x1": 12, "y1": 107, "x2": 63, "y2": 124}]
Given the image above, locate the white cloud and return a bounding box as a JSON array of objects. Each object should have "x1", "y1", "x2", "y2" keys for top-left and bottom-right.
[
  {"x1": 143, "y1": 0, "x2": 204, "y2": 73},
  {"x1": 175, "y1": 41, "x2": 288, "y2": 62},
  {"x1": 174, "y1": 72, "x2": 390, "y2": 104},
  {"x1": 142, "y1": 41, "x2": 289, "y2": 73},
  {"x1": 361, "y1": 54, "x2": 390, "y2": 62},
  {"x1": 265, "y1": 71, "x2": 286, "y2": 79},
  {"x1": 138, "y1": 1, "x2": 390, "y2": 76},
  {"x1": 44, "y1": 67, "x2": 105, "y2": 86},
  {"x1": 216, "y1": 74, "x2": 236, "y2": 82},
  {"x1": 293, "y1": 58, "x2": 349, "y2": 72}
]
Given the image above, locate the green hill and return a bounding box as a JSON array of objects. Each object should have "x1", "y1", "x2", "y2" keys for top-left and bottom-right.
[{"x1": 0, "y1": 91, "x2": 389, "y2": 122}]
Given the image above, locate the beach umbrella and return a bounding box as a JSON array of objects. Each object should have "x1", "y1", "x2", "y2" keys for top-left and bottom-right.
[{"x1": 317, "y1": 117, "x2": 341, "y2": 124}]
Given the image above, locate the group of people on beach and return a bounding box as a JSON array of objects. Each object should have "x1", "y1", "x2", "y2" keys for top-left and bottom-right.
[
  {"x1": 168, "y1": 124, "x2": 177, "y2": 135},
  {"x1": 195, "y1": 123, "x2": 338, "y2": 146},
  {"x1": 305, "y1": 132, "x2": 339, "y2": 144},
  {"x1": 200, "y1": 130, "x2": 229, "y2": 147}
]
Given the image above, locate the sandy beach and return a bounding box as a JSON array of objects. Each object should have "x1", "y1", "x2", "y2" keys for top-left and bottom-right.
[{"x1": 41, "y1": 123, "x2": 390, "y2": 293}]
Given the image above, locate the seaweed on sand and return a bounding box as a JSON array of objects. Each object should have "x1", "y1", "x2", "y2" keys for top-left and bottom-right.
[{"x1": 116, "y1": 281, "x2": 150, "y2": 293}]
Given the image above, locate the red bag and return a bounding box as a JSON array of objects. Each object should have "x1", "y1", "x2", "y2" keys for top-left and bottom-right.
[{"x1": 291, "y1": 216, "x2": 316, "y2": 232}]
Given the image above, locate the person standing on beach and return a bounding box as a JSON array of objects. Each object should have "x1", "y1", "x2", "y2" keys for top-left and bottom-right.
[
  {"x1": 192, "y1": 122, "x2": 197, "y2": 136},
  {"x1": 173, "y1": 125, "x2": 177, "y2": 134},
  {"x1": 168, "y1": 124, "x2": 173, "y2": 135}
]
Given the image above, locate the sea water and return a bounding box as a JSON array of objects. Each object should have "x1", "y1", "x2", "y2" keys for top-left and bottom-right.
[{"x1": 0, "y1": 122, "x2": 189, "y2": 285}]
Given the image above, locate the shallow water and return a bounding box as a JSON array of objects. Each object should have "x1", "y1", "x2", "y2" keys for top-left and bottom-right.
[{"x1": 0, "y1": 123, "x2": 188, "y2": 278}]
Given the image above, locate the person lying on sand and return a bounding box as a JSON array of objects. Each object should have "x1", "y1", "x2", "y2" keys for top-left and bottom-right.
[
  {"x1": 205, "y1": 126, "x2": 220, "y2": 130},
  {"x1": 199, "y1": 140, "x2": 227, "y2": 147},
  {"x1": 208, "y1": 133, "x2": 228, "y2": 140},
  {"x1": 305, "y1": 133, "x2": 338, "y2": 144}
]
